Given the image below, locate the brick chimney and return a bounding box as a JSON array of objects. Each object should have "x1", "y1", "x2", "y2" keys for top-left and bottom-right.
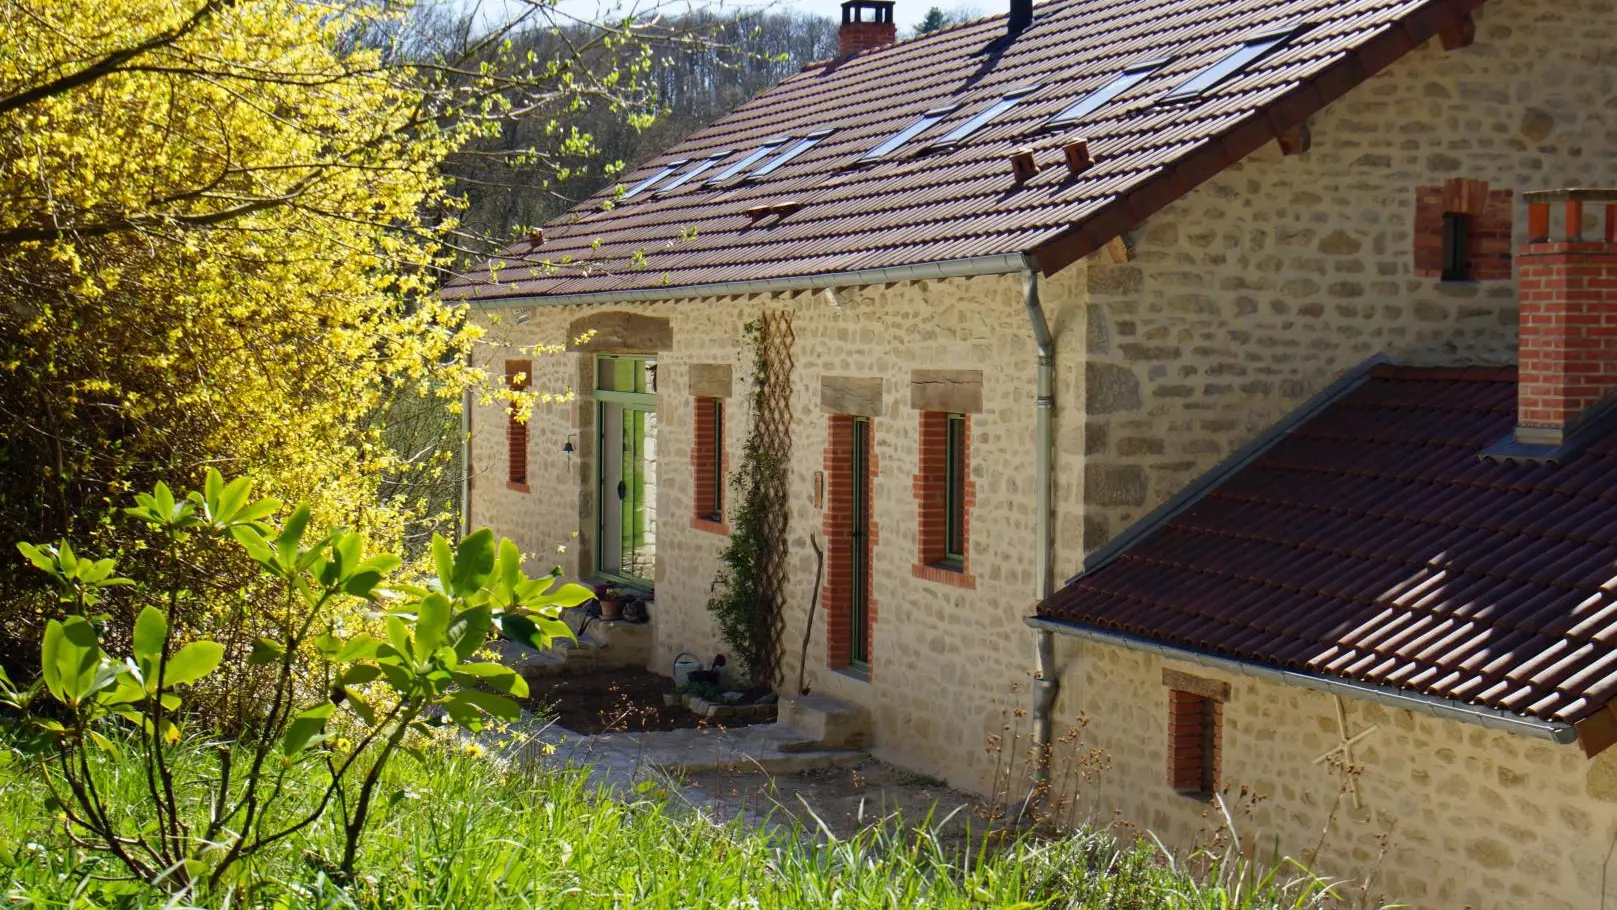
[
  {"x1": 1008, "y1": 0, "x2": 1032, "y2": 34},
  {"x1": 840, "y1": 0, "x2": 896, "y2": 56},
  {"x1": 1515, "y1": 189, "x2": 1617, "y2": 446}
]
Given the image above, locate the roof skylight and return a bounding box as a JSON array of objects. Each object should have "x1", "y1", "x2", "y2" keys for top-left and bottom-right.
[
  {"x1": 655, "y1": 150, "x2": 733, "y2": 195},
  {"x1": 747, "y1": 129, "x2": 835, "y2": 179},
  {"x1": 707, "y1": 139, "x2": 785, "y2": 185},
  {"x1": 621, "y1": 159, "x2": 689, "y2": 199},
  {"x1": 1159, "y1": 27, "x2": 1300, "y2": 103},
  {"x1": 858, "y1": 104, "x2": 960, "y2": 162},
  {"x1": 1046, "y1": 59, "x2": 1166, "y2": 128},
  {"x1": 929, "y1": 85, "x2": 1040, "y2": 149}
]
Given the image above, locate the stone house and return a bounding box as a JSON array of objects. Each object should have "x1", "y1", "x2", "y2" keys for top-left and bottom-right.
[{"x1": 443, "y1": 0, "x2": 1617, "y2": 902}]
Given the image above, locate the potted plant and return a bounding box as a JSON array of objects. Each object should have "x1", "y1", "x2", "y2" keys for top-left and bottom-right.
[{"x1": 594, "y1": 584, "x2": 624, "y2": 621}]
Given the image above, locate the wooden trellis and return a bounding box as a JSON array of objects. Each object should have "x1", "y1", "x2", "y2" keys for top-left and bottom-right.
[{"x1": 753, "y1": 309, "x2": 795, "y2": 688}]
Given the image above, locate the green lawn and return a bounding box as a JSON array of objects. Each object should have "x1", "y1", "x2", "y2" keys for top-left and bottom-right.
[{"x1": 0, "y1": 737, "x2": 1348, "y2": 909}]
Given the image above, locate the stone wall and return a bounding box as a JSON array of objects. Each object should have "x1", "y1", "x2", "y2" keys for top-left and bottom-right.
[
  {"x1": 469, "y1": 268, "x2": 1092, "y2": 790},
  {"x1": 1047, "y1": 638, "x2": 1617, "y2": 910},
  {"x1": 1080, "y1": 0, "x2": 1617, "y2": 549}
]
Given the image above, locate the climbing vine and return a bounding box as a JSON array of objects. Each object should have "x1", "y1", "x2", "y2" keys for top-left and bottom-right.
[{"x1": 706, "y1": 313, "x2": 793, "y2": 686}]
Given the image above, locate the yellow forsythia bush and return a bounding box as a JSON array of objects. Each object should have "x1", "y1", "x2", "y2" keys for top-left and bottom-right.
[{"x1": 0, "y1": 0, "x2": 505, "y2": 677}]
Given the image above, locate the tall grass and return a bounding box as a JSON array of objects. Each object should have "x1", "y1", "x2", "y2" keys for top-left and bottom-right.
[{"x1": 0, "y1": 736, "x2": 1354, "y2": 909}]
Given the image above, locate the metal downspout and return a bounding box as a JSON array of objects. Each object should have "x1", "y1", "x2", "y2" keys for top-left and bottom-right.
[{"x1": 1022, "y1": 265, "x2": 1060, "y2": 802}]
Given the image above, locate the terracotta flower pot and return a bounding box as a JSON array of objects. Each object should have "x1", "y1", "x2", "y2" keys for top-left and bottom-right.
[{"x1": 599, "y1": 596, "x2": 623, "y2": 620}]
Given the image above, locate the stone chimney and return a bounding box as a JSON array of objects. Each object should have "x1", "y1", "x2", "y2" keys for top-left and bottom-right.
[
  {"x1": 839, "y1": 0, "x2": 896, "y2": 56},
  {"x1": 1516, "y1": 189, "x2": 1617, "y2": 446}
]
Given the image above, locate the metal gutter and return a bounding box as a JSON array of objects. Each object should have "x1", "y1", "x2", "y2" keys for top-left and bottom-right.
[
  {"x1": 451, "y1": 252, "x2": 1033, "y2": 309},
  {"x1": 1025, "y1": 616, "x2": 1579, "y2": 745}
]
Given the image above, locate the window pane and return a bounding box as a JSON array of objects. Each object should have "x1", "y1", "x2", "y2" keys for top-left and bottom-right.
[
  {"x1": 711, "y1": 399, "x2": 725, "y2": 518},
  {"x1": 656, "y1": 153, "x2": 729, "y2": 195},
  {"x1": 1047, "y1": 63, "x2": 1160, "y2": 127},
  {"x1": 708, "y1": 140, "x2": 785, "y2": 185},
  {"x1": 851, "y1": 417, "x2": 871, "y2": 667},
  {"x1": 750, "y1": 129, "x2": 833, "y2": 178},
  {"x1": 596, "y1": 356, "x2": 656, "y2": 392},
  {"x1": 1442, "y1": 213, "x2": 1473, "y2": 281},
  {"x1": 1161, "y1": 34, "x2": 1288, "y2": 102},
  {"x1": 621, "y1": 160, "x2": 688, "y2": 199},
  {"x1": 619, "y1": 407, "x2": 658, "y2": 580},
  {"x1": 931, "y1": 87, "x2": 1038, "y2": 148},
  {"x1": 860, "y1": 106, "x2": 956, "y2": 162},
  {"x1": 945, "y1": 415, "x2": 965, "y2": 560}
]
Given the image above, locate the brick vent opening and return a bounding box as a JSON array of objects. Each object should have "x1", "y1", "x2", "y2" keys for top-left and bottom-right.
[
  {"x1": 691, "y1": 396, "x2": 728, "y2": 533},
  {"x1": 823, "y1": 415, "x2": 878, "y2": 673},
  {"x1": 1414, "y1": 178, "x2": 1512, "y2": 281},
  {"x1": 912, "y1": 411, "x2": 975, "y2": 588},
  {"x1": 1167, "y1": 690, "x2": 1222, "y2": 797},
  {"x1": 505, "y1": 359, "x2": 531, "y2": 492}
]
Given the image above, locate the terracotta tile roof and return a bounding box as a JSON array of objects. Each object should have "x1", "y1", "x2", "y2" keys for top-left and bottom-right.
[
  {"x1": 1039, "y1": 365, "x2": 1617, "y2": 728},
  {"x1": 444, "y1": 0, "x2": 1482, "y2": 301}
]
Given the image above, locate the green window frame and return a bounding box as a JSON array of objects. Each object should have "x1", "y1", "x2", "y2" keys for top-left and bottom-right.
[
  {"x1": 942, "y1": 413, "x2": 966, "y2": 568},
  {"x1": 850, "y1": 416, "x2": 871, "y2": 670}
]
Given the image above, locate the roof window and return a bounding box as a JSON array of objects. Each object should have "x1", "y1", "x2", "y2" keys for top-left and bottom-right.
[
  {"x1": 707, "y1": 139, "x2": 786, "y2": 186},
  {"x1": 858, "y1": 104, "x2": 961, "y2": 162},
  {"x1": 655, "y1": 150, "x2": 733, "y2": 195},
  {"x1": 929, "y1": 85, "x2": 1040, "y2": 149},
  {"x1": 1159, "y1": 27, "x2": 1301, "y2": 103},
  {"x1": 1045, "y1": 59, "x2": 1166, "y2": 128},
  {"x1": 621, "y1": 159, "x2": 690, "y2": 199},
  {"x1": 747, "y1": 129, "x2": 835, "y2": 179}
]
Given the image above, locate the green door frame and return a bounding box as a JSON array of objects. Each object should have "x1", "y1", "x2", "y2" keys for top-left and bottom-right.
[{"x1": 595, "y1": 355, "x2": 658, "y2": 587}]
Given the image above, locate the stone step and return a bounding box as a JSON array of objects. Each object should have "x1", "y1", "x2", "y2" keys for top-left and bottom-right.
[
  {"x1": 494, "y1": 638, "x2": 600, "y2": 678},
  {"x1": 776, "y1": 695, "x2": 872, "y2": 751},
  {"x1": 671, "y1": 747, "x2": 867, "y2": 775}
]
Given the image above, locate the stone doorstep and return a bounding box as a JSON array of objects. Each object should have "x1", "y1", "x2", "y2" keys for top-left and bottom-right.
[
  {"x1": 776, "y1": 694, "x2": 872, "y2": 752},
  {"x1": 666, "y1": 746, "x2": 867, "y2": 776},
  {"x1": 519, "y1": 719, "x2": 866, "y2": 790},
  {"x1": 683, "y1": 694, "x2": 778, "y2": 722}
]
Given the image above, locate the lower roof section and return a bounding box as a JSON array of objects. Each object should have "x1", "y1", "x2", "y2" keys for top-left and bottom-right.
[{"x1": 1038, "y1": 364, "x2": 1617, "y2": 748}]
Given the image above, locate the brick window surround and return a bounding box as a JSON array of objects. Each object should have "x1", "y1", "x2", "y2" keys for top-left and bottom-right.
[
  {"x1": 1414, "y1": 178, "x2": 1513, "y2": 281},
  {"x1": 505, "y1": 359, "x2": 531, "y2": 492},
  {"x1": 913, "y1": 411, "x2": 975, "y2": 588},
  {"x1": 823, "y1": 415, "x2": 878, "y2": 673},
  {"x1": 691, "y1": 396, "x2": 728, "y2": 533}
]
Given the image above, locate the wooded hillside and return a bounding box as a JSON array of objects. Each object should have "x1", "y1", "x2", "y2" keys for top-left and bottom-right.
[{"x1": 440, "y1": 9, "x2": 839, "y2": 244}]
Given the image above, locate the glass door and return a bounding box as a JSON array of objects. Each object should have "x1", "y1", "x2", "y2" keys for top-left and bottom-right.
[{"x1": 596, "y1": 356, "x2": 657, "y2": 584}]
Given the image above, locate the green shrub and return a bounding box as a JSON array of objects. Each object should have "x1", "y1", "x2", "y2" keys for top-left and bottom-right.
[{"x1": 0, "y1": 470, "x2": 593, "y2": 897}]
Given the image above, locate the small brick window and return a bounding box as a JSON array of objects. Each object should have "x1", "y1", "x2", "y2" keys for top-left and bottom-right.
[
  {"x1": 691, "y1": 396, "x2": 726, "y2": 530},
  {"x1": 505, "y1": 359, "x2": 531, "y2": 492},
  {"x1": 1414, "y1": 178, "x2": 1513, "y2": 281},
  {"x1": 1167, "y1": 690, "x2": 1222, "y2": 797},
  {"x1": 913, "y1": 411, "x2": 974, "y2": 587}
]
